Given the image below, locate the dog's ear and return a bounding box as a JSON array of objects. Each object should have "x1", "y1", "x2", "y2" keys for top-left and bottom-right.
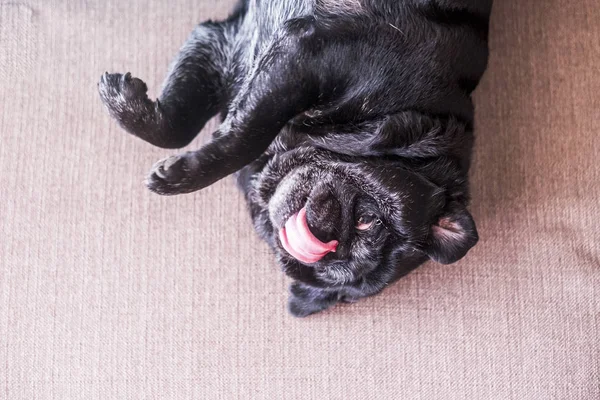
[{"x1": 426, "y1": 203, "x2": 478, "y2": 264}]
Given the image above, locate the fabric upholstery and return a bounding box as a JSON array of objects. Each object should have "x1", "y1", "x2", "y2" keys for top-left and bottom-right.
[{"x1": 1, "y1": 0, "x2": 598, "y2": 398}]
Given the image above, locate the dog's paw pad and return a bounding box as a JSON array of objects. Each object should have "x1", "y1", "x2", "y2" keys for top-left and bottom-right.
[
  {"x1": 98, "y1": 72, "x2": 158, "y2": 136},
  {"x1": 97, "y1": 72, "x2": 153, "y2": 124},
  {"x1": 154, "y1": 156, "x2": 183, "y2": 180},
  {"x1": 98, "y1": 72, "x2": 148, "y2": 101},
  {"x1": 145, "y1": 154, "x2": 190, "y2": 195}
]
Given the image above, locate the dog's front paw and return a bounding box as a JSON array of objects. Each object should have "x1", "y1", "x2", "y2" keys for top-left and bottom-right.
[
  {"x1": 99, "y1": 72, "x2": 148, "y2": 101},
  {"x1": 98, "y1": 72, "x2": 155, "y2": 131},
  {"x1": 145, "y1": 153, "x2": 196, "y2": 195}
]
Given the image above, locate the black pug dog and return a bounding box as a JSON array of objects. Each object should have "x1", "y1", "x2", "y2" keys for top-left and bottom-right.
[{"x1": 98, "y1": 0, "x2": 493, "y2": 317}]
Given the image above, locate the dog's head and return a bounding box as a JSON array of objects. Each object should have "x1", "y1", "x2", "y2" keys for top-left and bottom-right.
[{"x1": 254, "y1": 147, "x2": 478, "y2": 287}]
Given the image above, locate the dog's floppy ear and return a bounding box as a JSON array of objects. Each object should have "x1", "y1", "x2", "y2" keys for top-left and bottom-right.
[{"x1": 426, "y1": 202, "x2": 478, "y2": 264}]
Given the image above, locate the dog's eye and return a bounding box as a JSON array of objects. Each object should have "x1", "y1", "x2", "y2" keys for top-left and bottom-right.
[{"x1": 356, "y1": 215, "x2": 381, "y2": 231}]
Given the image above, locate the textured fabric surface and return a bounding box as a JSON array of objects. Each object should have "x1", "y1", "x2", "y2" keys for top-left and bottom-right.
[{"x1": 1, "y1": 0, "x2": 599, "y2": 399}]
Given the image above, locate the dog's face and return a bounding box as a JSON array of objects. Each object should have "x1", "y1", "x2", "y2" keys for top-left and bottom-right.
[{"x1": 254, "y1": 148, "x2": 479, "y2": 287}]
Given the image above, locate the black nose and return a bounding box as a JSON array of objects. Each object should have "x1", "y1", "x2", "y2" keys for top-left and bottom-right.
[{"x1": 305, "y1": 190, "x2": 341, "y2": 243}]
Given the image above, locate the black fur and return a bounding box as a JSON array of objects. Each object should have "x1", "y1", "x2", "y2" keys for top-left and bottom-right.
[{"x1": 98, "y1": 0, "x2": 492, "y2": 317}]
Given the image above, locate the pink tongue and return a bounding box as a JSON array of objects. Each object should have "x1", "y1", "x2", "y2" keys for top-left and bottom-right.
[{"x1": 279, "y1": 207, "x2": 338, "y2": 264}]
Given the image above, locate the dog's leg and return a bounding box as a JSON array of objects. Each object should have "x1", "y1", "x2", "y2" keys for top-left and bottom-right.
[
  {"x1": 144, "y1": 18, "x2": 322, "y2": 195},
  {"x1": 98, "y1": 17, "x2": 240, "y2": 149},
  {"x1": 288, "y1": 282, "x2": 339, "y2": 318}
]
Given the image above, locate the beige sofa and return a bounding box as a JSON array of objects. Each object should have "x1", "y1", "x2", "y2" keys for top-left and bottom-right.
[{"x1": 1, "y1": 0, "x2": 598, "y2": 398}]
